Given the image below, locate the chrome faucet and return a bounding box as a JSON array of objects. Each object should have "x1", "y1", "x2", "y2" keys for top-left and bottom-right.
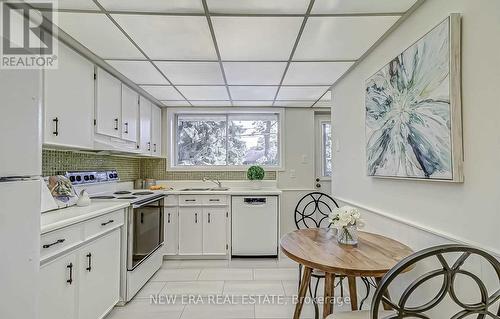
[{"x1": 202, "y1": 177, "x2": 222, "y2": 188}]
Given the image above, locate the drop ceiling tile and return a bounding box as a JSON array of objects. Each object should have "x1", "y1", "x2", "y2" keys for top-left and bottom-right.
[
  {"x1": 277, "y1": 86, "x2": 329, "y2": 100},
  {"x1": 230, "y1": 86, "x2": 278, "y2": 100},
  {"x1": 294, "y1": 16, "x2": 399, "y2": 60},
  {"x1": 212, "y1": 17, "x2": 303, "y2": 60},
  {"x1": 140, "y1": 86, "x2": 184, "y2": 100},
  {"x1": 155, "y1": 62, "x2": 224, "y2": 85},
  {"x1": 223, "y1": 62, "x2": 287, "y2": 85},
  {"x1": 283, "y1": 62, "x2": 353, "y2": 85},
  {"x1": 112, "y1": 15, "x2": 217, "y2": 60},
  {"x1": 107, "y1": 60, "x2": 168, "y2": 84},
  {"x1": 99, "y1": 0, "x2": 203, "y2": 13},
  {"x1": 56, "y1": 0, "x2": 99, "y2": 10},
  {"x1": 190, "y1": 101, "x2": 232, "y2": 107},
  {"x1": 161, "y1": 100, "x2": 191, "y2": 107},
  {"x1": 233, "y1": 101, "x2": 275, "y2": 107},
  {"x1": 207, "y1": 0, "x2": 310, "y2": 14},
  {"x1": 312, "y1": 0, "x2": 417, "y2": 14},
  {"x1": 274, "y1": 101, "x2": 315, "y2": 107},
  {"x1": 178, "y1": 86, "x2": 229, "y2": 100},
  {"x1": 56, "y1": 13, "x2": 144, "y2": 59}
]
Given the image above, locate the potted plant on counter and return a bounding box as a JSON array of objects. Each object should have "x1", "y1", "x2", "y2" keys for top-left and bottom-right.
[{"x1": 247, "y1": 165, "x2": 265, "y2": 190}]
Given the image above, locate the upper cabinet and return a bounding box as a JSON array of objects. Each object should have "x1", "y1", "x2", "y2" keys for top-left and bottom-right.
[
  {"x1": 121, "y1": 85, "x2": 139, "y2": 143},
  {"x1": 151, "y1": 105, "x2": 162, "y2": 157},
  {"x1": 95, "y1": 68, "x2": 122, "y2": 138},
  {"x1": 139, "y1": 96, "x2": 152, "y2": 155},
  {"x1": 43, "y1": 43, "x2": 94, "y2": 149}
]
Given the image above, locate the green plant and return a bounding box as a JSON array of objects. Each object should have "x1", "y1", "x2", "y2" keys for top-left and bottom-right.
[{"x1": 247, "y1": 165, "x2": 265, "y2": 180}]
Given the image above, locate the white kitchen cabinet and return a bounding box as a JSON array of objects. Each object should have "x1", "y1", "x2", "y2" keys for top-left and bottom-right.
[
  {"x1": 139, "y1": 96, "x2": 152, "y2": 154},
  {"x1": 43, "y1": 42, "x2": 94, "y2": 149},
  {"x1": 121, "y1": 85, "x2": 139, "y2": 143},
  {"x1": 39, "y1": 253, "x2": 77, "y2": 319},
  {"x1": 151, "y1": 105, "x2": 162, "y2": 156},
  {"x1": 202, "y1": 208, "x2": 227, "y2": 255},
  {"x1": 178, "y1": 207, "x2": 203, "y2": 255},
  {"x1": 96, "y1": 68, "x2": 122, "y2": 138},
  {"x1": 164, "y1": 207, "x2": 178, "y2": 255},
  {"x1": 78, "y1": 230, "x2": 120, "y2": 319}
]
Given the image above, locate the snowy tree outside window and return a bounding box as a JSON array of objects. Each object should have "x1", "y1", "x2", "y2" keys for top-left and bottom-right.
[
  {"x1": 175, "y1": 113, "x2": 280, "y2": 167},
  {"x1": 322, "y1": 122, "x2": 332, "y2": 177}
]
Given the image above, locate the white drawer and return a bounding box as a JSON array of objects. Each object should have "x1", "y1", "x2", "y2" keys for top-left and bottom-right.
[
  {"x1": 179, "y1": 195, "x2": 202, "y2": 206},
  {"x1": 83, "y1": 209, "x2": 124, "y2": 240},
  {"x1": 164, "y1": 195, "x2": 179, "y2": 206},
  {"x1": 202, "y1": 195, "x2": 228, "y2": 206},
  {"x1": 40, "y1": 224, "x2": 83, "y2": 260}
]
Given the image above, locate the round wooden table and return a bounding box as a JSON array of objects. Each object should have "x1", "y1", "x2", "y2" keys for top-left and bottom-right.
[{"x1": 280, "y1": 228, "x2": 413, "y2": 319}]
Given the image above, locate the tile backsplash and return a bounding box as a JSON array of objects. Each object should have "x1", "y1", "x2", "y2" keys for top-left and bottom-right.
[{"x1": 42, "y1": 149, "x2": 276, "y2": 181}]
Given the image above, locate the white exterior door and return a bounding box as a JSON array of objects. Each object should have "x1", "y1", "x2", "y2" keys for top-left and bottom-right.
[
  {"x1": 96, "y1": 68, "x2": 121, "y2": 138},
  {"x1": 315, "y1": 114, "x2": 332, "y2": 195},
  {"x1": 78, "y1": 231, "x2": 120, "y2": 319},
  {"x1": 121, "y1": 84, "x2": 139, "y2": 143},
  {"x1": 139, "y1": 96, "x2": 152, "y2": 154},
  {"x1": 164, "y1": 207, "x2": 179, "y2": 255},
  {"x1": 44, "y1": 43, "x2": 94, "y2": 149},
  {"x1": 178, "y1": 207, "x2": 202, "y2": 255},
  {"x1": 151, "y1": 105, "x2": 162, "y2": 156},
  {"x1": 202, "y1": 208, "x2": 227, "y2": 255},
  {"x1": 39, "y1": 253, "x2": 77, "y2": 319}
]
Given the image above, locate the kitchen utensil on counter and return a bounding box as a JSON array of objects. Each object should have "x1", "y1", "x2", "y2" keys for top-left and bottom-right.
[
  {"x1": 134, "y1": 179, "x2": 144, "y2": 189},
  {"x1": 76, "y1": 189, "x2": 91, "y2": 207},
  {"x1": 144, "y1": 179, "x2": 156, "y2": 189},
  {"x1": 44, "y1": 175, "x2": 78, "y2": 209}
]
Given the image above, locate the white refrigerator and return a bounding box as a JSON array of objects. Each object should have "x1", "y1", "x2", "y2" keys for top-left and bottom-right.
[{"x1": 0, "y1": 69, "x2": 42, "y2": 319}]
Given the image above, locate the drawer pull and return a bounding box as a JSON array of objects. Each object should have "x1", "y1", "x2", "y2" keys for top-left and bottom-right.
[
  {"x1": 167, "y1": 213, "x2": 171, "y2": 223},
  {"x1": 86, "y1": 253, "x2": 92, "y2": 272},
  {"x1": 185, "y1": 199, "x2": 196, "y2": 202},
  {"x1": 209, "y1": 199, "x2": 220, "y2": 202},
  {"x1": 67, "y1": 263, "x2": 73, "y2": 284},
  {"x1": 42, "y1": 239, "x2": 65, "y2": 249},
  {"x1": 195, "y1": 212, "x2": 198, "y2": 223},
  {"x1": 101, "y1": 219, "x2": 114, "y2": 226},
  {"x1": 208, "y1": 213, "x2": 211, "y2": 223}
]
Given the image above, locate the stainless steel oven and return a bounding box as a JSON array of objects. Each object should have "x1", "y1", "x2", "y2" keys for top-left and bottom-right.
[{"x1": 127, "y1": 195, "x2": 165, "y2": 270}]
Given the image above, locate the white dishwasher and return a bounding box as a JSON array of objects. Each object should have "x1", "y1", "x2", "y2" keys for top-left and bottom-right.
[{"x1": 231, "y1": 196, "x2": 278, "y2": 256}]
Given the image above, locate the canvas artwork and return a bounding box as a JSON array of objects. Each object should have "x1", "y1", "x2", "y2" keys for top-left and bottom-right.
[{"x1": 365, "y1": 15, "x2": 463, "y2": 182}]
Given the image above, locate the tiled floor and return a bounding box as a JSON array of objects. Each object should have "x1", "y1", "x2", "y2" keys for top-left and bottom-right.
[{"x1": 106, "y1": 258, "x2": 353, "y2": 319}]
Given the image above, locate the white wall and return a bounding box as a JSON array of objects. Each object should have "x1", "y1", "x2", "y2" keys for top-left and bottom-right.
[{"x1": 331, "y1": 0, "x2": 500, "y2": 256}]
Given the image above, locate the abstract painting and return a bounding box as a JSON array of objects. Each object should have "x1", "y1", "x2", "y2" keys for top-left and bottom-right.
[{"x1": 365, "y1": 15, "x2": 463, "y2": 182}]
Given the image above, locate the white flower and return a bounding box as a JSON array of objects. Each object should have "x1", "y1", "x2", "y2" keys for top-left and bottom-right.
[{"x1": 328, "y1": 206, "x2": 362, "y2": 229}]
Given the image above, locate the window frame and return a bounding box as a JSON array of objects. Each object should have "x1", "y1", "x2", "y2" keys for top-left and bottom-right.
[
  {"x1": 315, "y1": 116, "x2": 332, "y2": 180},
  {"x1": 166, "y1": 108, "x2": 285, "y2": 171}
]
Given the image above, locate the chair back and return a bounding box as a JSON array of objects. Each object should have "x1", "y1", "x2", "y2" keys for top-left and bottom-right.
[
  {"x1": 371, "y1": 244, "x2": 500, "y2": 319},
  {"x1": 294, "y1": 192, "x2": 339, "y2": 229}
]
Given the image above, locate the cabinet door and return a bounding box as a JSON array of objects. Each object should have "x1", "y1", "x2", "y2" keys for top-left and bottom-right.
[
  {"x1": 96, "y1": 68, "x2": 121, "y2": 138},
  {"x1": 203, "y1": 208, "x2": 227, "y2": 255},
  {"x1": 44, "y1": 43, "x2": 94, "y2": 149},
  {"x1": 39, "y1": 253, "x2": 77, "y2": 319},
  {"x1": 151, "y1": 105, "x2": 162, "y2": 156},
  {"x1": 121, "y1": 84, "x2": 139, "y2": 143},
  {"x1": 139, "y1": 96, "x2": 152, "y2": 154},
  {"x1": 178, "y1": 207, "x2": 202, "y2": 255},
  {"x1": 78, "y1": 230, "x2": 120, "y2": 319},
  {"x1": 164, "y1": 207, "x2": 178, "y2": 255}
]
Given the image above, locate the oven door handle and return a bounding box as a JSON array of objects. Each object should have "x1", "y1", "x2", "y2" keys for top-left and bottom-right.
[{"x1": 132, "y1": 195, "x2": 166, "y2": 208}]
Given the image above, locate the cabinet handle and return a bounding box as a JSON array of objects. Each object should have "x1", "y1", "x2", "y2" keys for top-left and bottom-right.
[
  {"x1": 52, "y1": 117, "x2": 59, "y2": 136},
  {"x1": 147, "y1": 142, "x2": 151, "y2": 151},
  {"x1": 209, "y1": 199, "x2": 220, "y2": 202},
  {"x1": 208, "y1": 213, "x2": 211, "y2": 223},
  {"x1": 124, "y1": 122, "x2": 129, "y2": 134},
  {"x1": 42, "y1": 238, "x2": 65, "y2": 249},
  {"x1": 195, "y1": 213, "x2": 198, "y2": 223},
  {"x1": 86, "y1": 253, "x2": 92, "y2": 272},
  {"x1": 141, "y1": 213, "x2": 144, "y2": 224},
  {"x1": 185, "y1": 199, "x2": 196, "y2": 202},
  {"x1": 153, "y1": 143, "x2": 157, "y2": 152},
  {"x1": 67, "y1": 263, "x2": 73, "y2": 284},
  {"x1": 114, "y1": 118, "x2": 119, "y2": 130},
  {"x1": 101, "y1": 219, "x2": 114, "y2": 226},
  {"x1": 167, "y1": 213, "x2": 171, "y2": 223}
]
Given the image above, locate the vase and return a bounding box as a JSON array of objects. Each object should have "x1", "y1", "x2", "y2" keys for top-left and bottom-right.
[
  {"x1": 337, "y1": 225, "x2": 358, "y2": 245},
  {"x1": 250, "y1": 180, "x2": 262, "y2": 190}
]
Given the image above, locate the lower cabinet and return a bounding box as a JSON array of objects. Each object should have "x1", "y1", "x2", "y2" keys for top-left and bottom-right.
[
  {"x1": 39, "y1": 230, "x2": 120, "y2": 319},
  {"x1": 178, "y1": 207, "x2": 203, "y2": 255},
  {"x1": 203, "y1": 208, "x2": 228, "y2": 255},
  {"x1": 164, "y1": 206, "x2": 179, "y2": 255}
]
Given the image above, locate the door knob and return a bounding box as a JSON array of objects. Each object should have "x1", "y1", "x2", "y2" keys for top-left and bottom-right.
[
  {"x1": 315, "y1": 178, "x2": 320, "y2": 182},
  {"x1": 316, "y1": 183, "x2": 321, "y2": 188}
]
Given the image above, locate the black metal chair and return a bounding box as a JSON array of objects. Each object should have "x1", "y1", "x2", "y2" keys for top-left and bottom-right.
[
  {"x1": 326, "y1": 244, "x2": 500, "y2": 319},
  {"x1": 294, "y1": 192, "x2": 343, "y2": 318}
]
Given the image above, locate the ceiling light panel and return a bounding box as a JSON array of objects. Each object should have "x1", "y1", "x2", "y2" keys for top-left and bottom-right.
[
  {"x1": 98, "y1": 0, "x2": 204, "y2": 13},
  {"x1": 190, "y1": 101, "x2": 232, "y2": 107},
  {"x1": 140, "y1": 86, "x2": 184, "y2": 100},
  {"x1": 312, "y1": 0, "x2": 417, "y2": 14},
  {"x1": 206, "y1": 0, "x2": 310, "y2": 14},
  {"x1": 274, "y1": 101, "x2": 315, "y2": 107},
  {"x1": 283, "y1": 62, "x2": 353, "y2": 85},
  {"x1": 212, "y1": 17, "x2": 303, "y2": 60},
  {"x1": 177, "y1": 86, "x2": 229, "y2": 100},
  {"x1": 57, "y1": 0, "x2": 99, "y2": 10},
  {"x1": 56, "y1": 13, "x2": 144, "y2": 59},
  {"x1": 233, "y1": 101, "x2": 275, "y2": 107},
  {"x1": 161, "y1": 100, "x2": 191, "y2": 107},
  {"x1": 223, "y1": 62, "x2": 287, "y2": 85},
  {"x1": 294, "y1": 16, "x2": 399, "y2": 60},
  {"x1": 106, "y1": 60, "x2": 168, "y2": 84},
  {"x1": 155, "y1": 62, "x2": 224, "y2": 85},
  {"x1": 112, "y1": 15, "x2": 217, "y2": 60},
  {"x1": 230, "y1": 86, "x2": 278, "y2": 100},
  {"x1": 277, "y1": 86, "x2": 330, "y2": 100}
]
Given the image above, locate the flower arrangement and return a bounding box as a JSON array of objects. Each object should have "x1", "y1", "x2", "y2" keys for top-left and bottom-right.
[
  {"x1": 329, "y1": 206, "x2": 364, "y2": 245},
  {"x1": 247, "y1": 165, "x2": 265, "y2": 180}
]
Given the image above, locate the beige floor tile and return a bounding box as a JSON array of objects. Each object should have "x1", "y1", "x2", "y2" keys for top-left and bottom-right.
[
  {"x1": 229, "y1": 258, "x2": 279, "y2": 268},
  {"x1": 151, "y1": 268, "x2": 201, "y2": 282},
  {"x1": 255, "y1": 302, "x2": 316, "y2": 319},
  {"x1": 179, "y1": 259, "x2": 229, "y2": 268},
  {"x1": 106, "y1": 299, "x2": 184, "y2": 319},
  {"x1": 181, "y1": 303, "x2": 254, "y2": 319},
  {"x1": 198, "y1": 268, "x2": 253, "y2": 281},
  {"x1": 135, "y1": 281, "x2": 167, "y2": 299},
  {"x1": 160, "y1": 281, "x2": 224, "y2": 296},
  {"x1": 254, "y1": 268, "x2": 298, "y2": 281},
  {"x1": 223, "y1": 280, "x2": 285, "y2": 296},
  {"x1": 161, "y1": 260, "x2": 183, "y2": 268}
]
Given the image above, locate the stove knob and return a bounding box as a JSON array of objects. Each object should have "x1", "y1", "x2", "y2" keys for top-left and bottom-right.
[
  {"x1": 89, "y1": 175, "x2": 95, "y2": 180},
  {"x1": 69, "y1": 176, "x2": 76, "y2": 182},
  {"x1": 83, "y1": 175, "x2": 89, "y2": 181},
  {"x1": 113, "y1": 173, "x2": 118, "y2": 178},
  {"x1": 76, "y1": 175, "x2": 82, "y2": 182},
  {"x1": 109, "y1": 173, "x2": 113, "y2": 179}
]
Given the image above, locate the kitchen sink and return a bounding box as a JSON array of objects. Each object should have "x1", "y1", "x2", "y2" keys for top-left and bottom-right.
[{"x1": 179, "y1": 187, "x2": 230, "y2": 191}]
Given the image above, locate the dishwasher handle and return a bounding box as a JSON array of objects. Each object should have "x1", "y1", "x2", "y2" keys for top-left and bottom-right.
[{"x1": 243, "y1": 197, "x2": 267, "y2": 205}]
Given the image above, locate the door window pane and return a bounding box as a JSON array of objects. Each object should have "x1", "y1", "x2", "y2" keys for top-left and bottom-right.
[{"x1": 322, "y1": 122, "x2": 332, "y2": 177}]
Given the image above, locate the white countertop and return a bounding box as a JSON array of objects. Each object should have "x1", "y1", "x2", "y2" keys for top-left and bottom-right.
[
  {"x1": 41, "y1": 201, "x2": 129, "y2": 234},
  {"x1": 159, "y1": 187, "x2": 282, "y2": 196}
]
